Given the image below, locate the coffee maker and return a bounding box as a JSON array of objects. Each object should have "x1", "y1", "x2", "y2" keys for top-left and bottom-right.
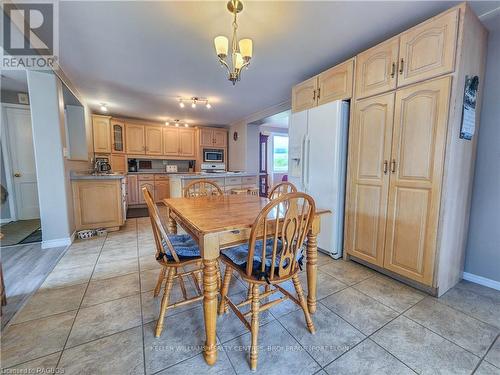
[{"x1": 95, "y1": 157, "x2": 112, "y2": 173}]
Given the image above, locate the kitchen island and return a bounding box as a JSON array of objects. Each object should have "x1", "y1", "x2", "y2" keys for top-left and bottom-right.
[{"x1": 169, "y1": 172, "x2": 260, "y2": 197}]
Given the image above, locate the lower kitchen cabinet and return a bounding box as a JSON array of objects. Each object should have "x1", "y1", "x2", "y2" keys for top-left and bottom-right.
[
  {"x1": 127, "y1": 174, "x2": 170, "y2": 206},
  {"x1": 72, "y1": 179, "x2": 125, "y2": 231},
  {"x1": 138, "y1": 181, "x2": 154, "y2": 205},
  {"x1": 154, "y1": 180, "x2": 170, "y2": 202},
  {"x1": 127, "y1": 175, "x2": 139, "y2": 205}
]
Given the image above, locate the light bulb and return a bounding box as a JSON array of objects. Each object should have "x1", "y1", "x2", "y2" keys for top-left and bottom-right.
[
  {"x1": 206, "y1": 102, "x2": 211, "y2": 109},
  {"x1": 191, "y1": 101, "x2": 196, "y2": 109},
  {"x1": 179, "y1": 100, "x2": 185, "y2": 108},
  {"x1": 165, "y1": 121, "x2": 170, "y2": 126},
  {"x1": 184, "y1": 124, "x2": 189, "y2": 127},
  {"x1": 100, "y1": 104, "x2": 108, "y2": 112},
  {"x1": 175, "y1": 123, "x2": 179, "y2": 127}
]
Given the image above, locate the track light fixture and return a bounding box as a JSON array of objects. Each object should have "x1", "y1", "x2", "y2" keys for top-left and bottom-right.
[{"x1": 178, "y1": 97, "x2": 212, "y2": 109}]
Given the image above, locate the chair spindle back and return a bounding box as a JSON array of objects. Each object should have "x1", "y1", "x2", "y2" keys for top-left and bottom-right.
[
  {"x1": 268, "y1": 182, "x2": 297, "y2": 200},
  {"x1": 183, "y1": 180, "x2": 224, "y2": 198}
]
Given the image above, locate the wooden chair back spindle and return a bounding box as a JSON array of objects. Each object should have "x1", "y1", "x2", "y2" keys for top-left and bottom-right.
[
  {"x1": 183, "y1": 179, "x2": 224, "y2": 198},
  {"x1": 268, "y1": 181, "x2": 297, "y2": 200}
]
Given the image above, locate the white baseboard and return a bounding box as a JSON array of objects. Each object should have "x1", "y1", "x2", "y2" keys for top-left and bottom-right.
[
  {"x1": 0, "y1": 218, "x2": 13, "y2": 224},
  {"x1": 462, "y1": 272, "x2": 500, "y2": 291},
  {"x1": 42, "y1": 237, "x2": 72, "y2": 249}
]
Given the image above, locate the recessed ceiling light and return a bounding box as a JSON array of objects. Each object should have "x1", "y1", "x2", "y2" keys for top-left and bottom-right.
[
  {"x1": 206, "y1": 102, "x2": 211, "y2": 109},
  {"x1": 100, "y1": 103, "x2": 108, "y2": 112}
]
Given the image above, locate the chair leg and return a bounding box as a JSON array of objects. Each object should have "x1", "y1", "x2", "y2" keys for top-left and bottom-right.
[
  {"x1": 291, "y1": 274, "x2": 315, "y2": 334},
  {"x1": 153, "y1": 268, "x2": 166, "y2": 297},
  {"x1": 218, "y1": 265, "x2": 233, "y2": 315},
  {"x1": 250, "y1": 283, "x2": 260, "y2": 371},
  {"x1": 155, "y1": 268, "x2": 175, "y2": 337}
]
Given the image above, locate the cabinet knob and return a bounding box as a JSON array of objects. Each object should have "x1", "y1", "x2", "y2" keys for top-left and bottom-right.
[{"x1": 14, "y1": 172, "x2": 21, "y2": 177}]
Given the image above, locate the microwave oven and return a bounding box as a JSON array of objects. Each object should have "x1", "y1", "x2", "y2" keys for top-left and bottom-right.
[{"x1": 203, "y1": 148, "x2": 224, "y2": 163}]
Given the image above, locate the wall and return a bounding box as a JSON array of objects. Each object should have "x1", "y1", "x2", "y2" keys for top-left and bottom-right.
[
  {"x1": 0, "y1": 144, "x2": 12, "y2": 221},
  {"x1": 0, "y1": 90, "x2": 28, "y2": 105},
  {"x1": 464, "y1": 29, "x2": 500, "y2": 284},
  {"x1": 228, "y1": 121, "x2": 248, "y2": 171}
]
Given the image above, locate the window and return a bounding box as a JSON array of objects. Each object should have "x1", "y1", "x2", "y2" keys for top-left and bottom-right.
[{"x1": 273, "y1": 135, "x2": 288, "y2": 172}]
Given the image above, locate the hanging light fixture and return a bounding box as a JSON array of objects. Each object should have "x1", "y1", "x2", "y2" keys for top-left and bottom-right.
[{"x1": 214, "y1": 0, "x2": 253, "y2": 85}]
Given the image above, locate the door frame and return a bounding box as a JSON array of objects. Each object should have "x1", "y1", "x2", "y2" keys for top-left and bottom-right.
[{"x1": 0, "y1": 103, "x2": 33, "y2": 222}]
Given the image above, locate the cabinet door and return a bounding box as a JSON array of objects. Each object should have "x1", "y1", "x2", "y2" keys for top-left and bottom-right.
[
  {"x1": 111, "y1": 120, "x2": 125, "y2": 153},
  {"x1": 384, "y1": 77, "x2": 451, "y2": 286},
  {"x1": 92, "y1": 115, "x2": 111, "y2": 153},
  {"x1": 145, "y1": 126, "x2": 163, "y2": 155},
  {"x1": 179, "y1": 128, "x2": 196, "y2": 157},
  {"x1": 154, "y1": 181, "x2": 170, "y2": 202},
  {"x1": 200, "y1": 129, "x2": 214, "y2": 147},
  {"x1": 292, "y1": 77, "x2": 318, "y2": 113},
  {"x1": 398, "y1": 8, "x2": 458, "y2": 87},
  {"x1": 138, "y1": 181, "x2": 154, "y2": 204},
  {"x1": 110, "y1": 154, "x2": 127, "y2": 174},
  {"x1": 125, "y1": 124, "x2": 145, "y2": 154},
  {"x1": 127, "y1": 175, "x2": 139, "y2": 205},
  {"x1": 345, "y1": 93, "x2": 395, "y2": 267},
  {"x1": 212, "y1": 129, "x2": 227, "y2": 148},
  {"x1": 317, "y1": 59, "x2": 354, "y2": 105},
  {"x1": 163, "y1": 127, "x2": 179, "y2": 156},
  {"x1": 356, "y1": 37, "x2": 399, "y2": 99}
]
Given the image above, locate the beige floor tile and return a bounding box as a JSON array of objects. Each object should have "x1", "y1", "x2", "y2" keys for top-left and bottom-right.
[
  {"x1": 279, "y1": 303, "x2": 364, "y2": 366},
  {"x1": 485, "y1": 336, "x2": 500, "y2": 368},
  {"x1": 372, "y1": 316, "x2": 479, "y2": 375},
  {"x1": 405, "y1": 298, "x2": 499, "y2": 356},
  {"x1": 224, "y1": 320, "x2": 320, "y2": 375},
  {"x1": 82, "y1": 273, "x2": 140, "y2": 307},
  {"x1": 66, "y1": 295, "x2": 142, "y2": 348},
  {"x1": 39, "y1": 265, "x2": 94, "y2": 290},
  {"x1": 92, "y1": 256, "x2": 139, "y2": 280},
  {"x1": 139, "y1": 255, "x2": 161, "y2": 271},
  {"x1": 140, "y1": 268, "x2": 165, "y2": 292},
  {"x1": 321, "y1": 288, "x2": 398, "y2": 335},
  {"x1": 1, "y1": 311, "x2": 76, "y2": 368},
  {"x1": 353, "y1": 274, "x2": 425, "y2": 312},
  {"x1": 4, "y1": 352, "x2": 61, "y2": 373},
  {"x1": 13, "y1": 283, "x2": 86, "y2": 324},
  {"x1": 316, "y1": 251, "x2": 335, "y2": 266},
  {"x1": 156, "y1": 351, "x2": 235, "y2": 375},
  {"x1": 55, "y1": 251, "x2": 100, "y2": 270},
  {"x1": 59, "y1": 327, "x2": 144, "y2": 375},
  {"x1": 319, "y1": 260, "x2": 374, "y2": 285},
  {"x1": 475, "y1": 361, "x2": 500, "y2": 375},
  {"x1": 324, "y1": 339, "x2": 415, "y2": 375}
]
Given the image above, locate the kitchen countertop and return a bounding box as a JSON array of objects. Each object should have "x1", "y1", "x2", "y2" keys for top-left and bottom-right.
[
  {"x1": 169, "y1": 172, "x2": 261, "y2": 179},
  {"x1": 70, "y1": 172, "x2": 126, "y2": 180}
]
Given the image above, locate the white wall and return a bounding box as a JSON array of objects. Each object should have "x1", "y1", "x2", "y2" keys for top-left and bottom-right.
[
  {"x1": 228, "y1": 121, "x2": 248, "y2": 171},
  {"x1": 464, "y1": 29, "x2": 500, "y2": 283}
]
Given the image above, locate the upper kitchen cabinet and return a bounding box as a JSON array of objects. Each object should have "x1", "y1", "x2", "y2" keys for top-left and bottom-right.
[
  {"x1": 317, "y1": 59, "x2": 354, "y2": 105},
  {"x1": 355, "y1": 37, "x2": 399, "y2": 99},
  {"x1": 145, "y1": 126, "x2": 163, "y2": 155},
  {"x1": 92, "y1": 115, "x2": 111, "y2": 154},
  {"x1": 125, "y1": 123, "x2": 146, "y2": 154},
  {"x1": 111, "y1": 119, "x2": 125, "y2": 153},
  {"x1": 163, "y1": 127, "x2": 179, "y2": 156},
  {"x1": 292, "y1": 77, "x2": 318, "y2": 113},
  {"x1": 200, "y1": 128, "x2": 227, "y2": 148},
  {"x1": 397, "y1": 8, "x2": 458, "y2": 87},
  {"x1": 178, "y1": 128, "x2": 196, "y2": 157},
  {"x1": 163, "y1": 127, "x2": 196, "y2": 157}
]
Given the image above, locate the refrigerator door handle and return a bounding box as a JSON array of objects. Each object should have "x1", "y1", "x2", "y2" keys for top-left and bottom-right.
[
  {"x1": 301, "y1": 135, "x2": 306, "y2": 189},
  {"x1": 304, "y1": 135, "x2": 311, "y2": 191}
]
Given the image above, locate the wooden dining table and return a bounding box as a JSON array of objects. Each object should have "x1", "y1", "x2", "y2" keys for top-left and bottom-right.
[{"x1": 163, "y1": 194, "x2": 328, "y2": 365}]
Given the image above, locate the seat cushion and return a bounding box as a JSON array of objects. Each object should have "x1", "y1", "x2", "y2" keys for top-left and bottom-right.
[
  {"x1": 221, "y1": 239, "x2": 305, "y2": 281},
  {"x1": 160, "y1": 234, "x2": 200, "y2": 261}
]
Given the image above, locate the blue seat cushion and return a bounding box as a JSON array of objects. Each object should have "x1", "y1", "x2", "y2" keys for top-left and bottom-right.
[
  {"x1": 221, "y1": 239, "x2": 305, "y2": 281},
  {"x1": 159, "y1": 234, "x2": 200, "y2": 261}
]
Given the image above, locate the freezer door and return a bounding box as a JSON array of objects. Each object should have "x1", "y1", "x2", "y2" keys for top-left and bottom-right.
[{"x1": 288, "y1": 109, "x2": 308, "y2": 191}]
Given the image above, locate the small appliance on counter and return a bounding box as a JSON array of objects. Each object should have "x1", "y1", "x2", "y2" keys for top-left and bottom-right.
[
  {"x1": 95, "y1": 157, "x2": 112, "y2": 173},
  {"x1": 128, "y1": 159, "x2": 138, "y2": 172},
  {"x1": 203, "y1": 148, "x2": 224, "y2": 163},
  {"x1": 166, "y1": 165, "x2": 178, "y2": 173},
  {"x1": 201, "y1": 163, "x2": 226, "y2": 173}
]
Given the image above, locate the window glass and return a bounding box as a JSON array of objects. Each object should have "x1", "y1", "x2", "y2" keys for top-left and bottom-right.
[{"x1": 273, "y1": 135, "x2": 288, "y2": 172}]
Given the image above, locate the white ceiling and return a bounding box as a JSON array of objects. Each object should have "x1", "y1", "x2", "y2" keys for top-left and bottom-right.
[{"x1": 5, "y1": 2, "x2": 500, "y2": 126}]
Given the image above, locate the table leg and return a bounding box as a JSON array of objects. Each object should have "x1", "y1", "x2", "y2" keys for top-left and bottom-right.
[
  {"x1": 201, "y1": 234, "x2": 219, "y2": 365},
  {"x1": 306, "y1": 215, "x2": 320, "y2": 314},
  {"x1": 166, "y1": 208, "x2": 177, "y2": 234}
]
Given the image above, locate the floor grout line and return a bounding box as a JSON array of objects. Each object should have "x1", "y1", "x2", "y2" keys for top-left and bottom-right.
[{"x1": 472, "y1": 333, "x2": 500, "y2": 374}]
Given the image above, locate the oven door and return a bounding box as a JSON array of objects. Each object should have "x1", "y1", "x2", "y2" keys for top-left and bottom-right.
[{"x1": 204, "y1": 149, "x2": 224, "y2": 162}]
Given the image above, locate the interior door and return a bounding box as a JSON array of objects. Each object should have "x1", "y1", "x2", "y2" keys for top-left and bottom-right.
[
  {"x1": 145, "y1": 126, "x2": 163, "y2": 155},
  {"x1": 397, "y1": 8, "x2": 458, "y2": 87},
  {"x1": 125, "y1": 124, "x2": 145, "y2": 154},
  {"x1": 163, "y1": 127, "x2": 179, "y2": 156},
  {"x1": 345, "y1": 93, "x2": 394, "y2": 266},
  {"x1": 355, "y1": 37, "x2": 399, "y2": 99},
  {"x1": 384, "y1": 77, "x2": 451, "y2": 285},
  {"x1": 5, "y1": 107, "x2": 40, "y2": 220},
  {"x1": 292, "y1": 77, "x2": 318, "y2": 113},
  {"x1": 179, "y1": 128, "x2": 196, "y2": 157},
  {"x1": 317, "y1": 59, "x2": 354, "y2": 105}
]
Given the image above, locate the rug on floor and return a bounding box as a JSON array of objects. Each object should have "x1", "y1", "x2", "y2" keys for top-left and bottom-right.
[
  {"x1": 127, "y1": 207, "x2": 149, "y2": 219},
  {"x1": 0, "y1": 219, "x2": 41, "y2": 246}
]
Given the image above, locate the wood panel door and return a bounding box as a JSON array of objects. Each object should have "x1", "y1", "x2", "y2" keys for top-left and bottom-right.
[
  {"x1": 212, "y1": 129, "x2": 227, "y2": 148},
  {"x1": 145, "y1": 126, "x2": 163, "y2": 155},
  {"x1": 200, "y1": 128, "x2": 214, "y2": 147},
  {"x1": 398, "y1": 8, "x2": 459, "y2": 87},
  {"x1": 317, "y1": 59, "x2": 354, "y2": 105},
  {"x1": 355, "y1": 37, "x2": 399, "y2": 99},
  {"x1": 125, "y1": 124, "x2": 145, "y2": 154},
  {"x1": 92, "y1": 115, "x2": 111, "y2": 153},
  {"x1": 384, "y1": 77, "x2": 451, "y2": 286},
  {"x1": 139, "y1": 181, "x2": 154, "y2": 204},
  {"x1": 154, "y1": 181, "x2": 170, "y2": 202},
  {"x1": 179, "y1": 128, "x2": 196, "y2": 157},
  {"x1": 110, "y1": 154, "x2": 127, "y2": 174},
  {"x1": 163, "y1": 127, "x2": 179, "y2": 156},
  {"x1": 292, "y1": 76, "x2": 318, "y2": 113},
  {"x1": 127, "y1": 175, "x2": 139, "y2": 205},
  {"x1": 345, "y1": 93, "x2": 395, "y2": 267},
  {"x1": 111, "y1": 120, "x2": 125, "y2": 153}
]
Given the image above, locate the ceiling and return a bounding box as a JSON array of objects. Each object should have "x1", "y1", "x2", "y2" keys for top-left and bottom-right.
[{"x1": 4, "y1": 2, "x2": 500, "y2": 126}]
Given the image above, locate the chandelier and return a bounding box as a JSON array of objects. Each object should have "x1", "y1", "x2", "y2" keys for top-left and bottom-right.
[{"x1": 214, "y1": 0, "x2": 253, "y2": 85}]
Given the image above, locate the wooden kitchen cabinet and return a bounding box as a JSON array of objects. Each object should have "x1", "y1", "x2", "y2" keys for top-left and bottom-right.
[
  {"x1": 355, "y1": 37, "x2": 399, "y2": 99},
  {"x1": 127, "y1": 175, "x2": 139, "y2": 205},
  {"x1": 145, "y1": 126, "x2": 163, "y2": 155},
  {"x1": 138, "y1": 181, "x2": 154, "y2": 204},
  {"x1": 200, "y1": 128, "x2": 227, "y2": 148},
  {"x1": 200, "y1": 128, "x2": 213, "y2": 147},
  {"x1": 317, "y1": 58, "x2": 354, "y2": 105},
  {"x1": 111, "y1": 119, "x2": 126, "y2": 153},
  {"x1": 163, "y1": 127, "x2": 179, "y2": 156},
  {"x1": 292, "y1": 77, "x2": 318, "y2": 113},
  {"x1": 179, "y1": 128, "x2": 196, "y2": 156},
  {"x1": 110, "y1": 154, "x2": 127, "y2": 174},
  {"x1": 163, "y1": 127, "x2": 196, "y2": 157},
  {"x1": 92, "y1": 115, "x2": 111, "y2": 153},
  {"x1": 212, "y1": 129, "x2": 227, "y2": 148},
  {"x1": 154, "y1": 180, "x2": 170, "y2": 202},
  {"x1": 125, "y1": 124, "x2": 146, "y2": 154},
  {"x1": 397, "y1": 8, "x2": 458, "y2": 87}
]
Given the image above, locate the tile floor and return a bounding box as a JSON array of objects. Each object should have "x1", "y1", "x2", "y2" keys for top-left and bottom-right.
[{"x1": 1, "y1": 217, "x2": 499, "y2": 375}]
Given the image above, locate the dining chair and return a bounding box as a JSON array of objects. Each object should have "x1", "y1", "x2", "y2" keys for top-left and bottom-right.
[
  {"x1": 268, "y1": 181, "x2": 297, "y2": 200},
  {"x1": 183, "y1": 179, "x2": 224, "y2": 198},
  {"x1": 218, "y1": 192, "x2": 316, "y2": 370},
  {"x1": 142, "y1": 187, "x2": 204, "y2": 337}
]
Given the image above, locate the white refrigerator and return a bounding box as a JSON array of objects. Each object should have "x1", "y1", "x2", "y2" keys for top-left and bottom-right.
[{"x1": 288, "y1": 100, "x2": 349, "y2": 259}]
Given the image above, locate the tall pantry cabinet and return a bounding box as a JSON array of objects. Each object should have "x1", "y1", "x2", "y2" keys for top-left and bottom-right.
[{"x1": 344, "y1": 4, "x2": 488, "y2": 296}]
